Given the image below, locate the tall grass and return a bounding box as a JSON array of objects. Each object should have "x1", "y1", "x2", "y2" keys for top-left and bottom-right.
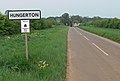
[
  {"x1": 79, "y1": 26, "x2": 120, "y2": 43},
  {"x1": 0, "y1": 25, "x2": 69, "y2": 81}
]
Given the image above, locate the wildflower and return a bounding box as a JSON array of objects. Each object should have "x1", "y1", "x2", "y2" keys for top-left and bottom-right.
[
  {"x1": 7, "y1": 36, "x2": 10, "y2": 39},
  {"x1": 39, "y1": 60, "x2": 43, "y2": 63},
  {"x1": 43, "y1": 61, "x2": 46, "y2": 64},
  {"x1": 42, "y1": 65, "x2": 46, "y2": 68},
  {"x1": 37, "y1": 60, "x2": 49, "y2": 70},
  {"x1": 46, "y1": 64, "x2": 49, "y2": 66}
]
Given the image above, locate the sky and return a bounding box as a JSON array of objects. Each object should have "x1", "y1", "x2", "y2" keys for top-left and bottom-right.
[{"x1": 0, "y1": 0, "x2": 120, "y2": 18}]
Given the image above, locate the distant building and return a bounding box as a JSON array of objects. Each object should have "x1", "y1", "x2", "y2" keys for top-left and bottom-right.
[
  {"x1": 56, "y1": 18, "x2": 60, "y2": 23},
  {"x1": 73, "y1": 23, "x2": 80, "y2": 27}
]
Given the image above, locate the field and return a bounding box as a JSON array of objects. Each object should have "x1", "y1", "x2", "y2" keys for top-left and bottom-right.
[
  {"x1": 79, "y1": 26, "x2": 120, "y2": 43},
  {"x1": 0, "y1": 25, "x2": 69, "y2": 81}
]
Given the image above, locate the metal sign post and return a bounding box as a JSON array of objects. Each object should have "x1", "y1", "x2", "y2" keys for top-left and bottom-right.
[{"x1": 7, "y1": 10, "x2": 41, "y2": 61}]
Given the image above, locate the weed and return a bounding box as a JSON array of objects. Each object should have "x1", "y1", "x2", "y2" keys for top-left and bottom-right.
[{"x1": 0, "y1": 25, "x2": 69, "y2": 81}]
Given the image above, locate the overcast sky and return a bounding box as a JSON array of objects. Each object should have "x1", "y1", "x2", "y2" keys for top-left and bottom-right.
[{"x1": 0, "y1": 0, "x2": 120, "y2": 18}]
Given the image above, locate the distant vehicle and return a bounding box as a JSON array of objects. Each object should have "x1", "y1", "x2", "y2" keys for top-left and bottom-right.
[
  {"x1": 70, "y1": 24, "x2": 73, "y2": 27},
  {"x1": 69, "y1": 22, "x2": 73, "y2": 27}
]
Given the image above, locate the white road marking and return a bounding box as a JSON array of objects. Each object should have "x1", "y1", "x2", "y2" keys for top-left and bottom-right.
[
  {"x1": 92, "y1": 43, "x2": 109, "y2": 56},
  {"x1": 74, "y1": 27, "x2": 109, "y2": 56},
  {"x1": 74, "y1": 28, "x2": 91, "y2": 41},
  {"x1": 74, "y1": 28, "x2": 82, "y2": 35},
  {"x1": 83, "y1": 36, "x2": 90, "y2": 41}
]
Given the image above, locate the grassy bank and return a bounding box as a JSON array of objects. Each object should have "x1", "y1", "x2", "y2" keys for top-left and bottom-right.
[
  {"x1": 79, "y1": 26, "x2": 120, "y2": 43},
  {"x1": 0, "y1": 25, "x2": 69, "y2": 81}
]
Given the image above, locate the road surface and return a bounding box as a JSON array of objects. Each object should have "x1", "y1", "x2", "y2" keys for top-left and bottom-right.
[{"x1": 68, "y1": 27, "x2": 120, "y2": 81}]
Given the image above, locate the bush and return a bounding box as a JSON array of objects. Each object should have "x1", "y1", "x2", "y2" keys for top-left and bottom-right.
[
  {"x1": 92, "y1": 18, "x2": 120, "y2": 29},
  {"x1": 0, "y1": 14, "x2": 57, "y2": 36}
]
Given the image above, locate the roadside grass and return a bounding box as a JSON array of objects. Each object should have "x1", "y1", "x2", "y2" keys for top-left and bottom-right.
[
  {"x1": 0, "y1": 25, "x2": 69, "y2": 81},
  {"x1": 79, "y1": 26, "x2": 120, "y2": 43}
]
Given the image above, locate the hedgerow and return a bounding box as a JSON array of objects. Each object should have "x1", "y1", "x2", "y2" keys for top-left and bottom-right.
[{"x1": 0, "y1": 13, "x2": 56, "y2": 36}]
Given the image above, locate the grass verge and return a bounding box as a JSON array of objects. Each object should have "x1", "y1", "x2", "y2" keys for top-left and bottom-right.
[
  {"x1": 0, "y1": 25, "x2": 69, "y2": 81},
  {"x1": 79, "y1": 26, "x2": 120, "y2": 43}
]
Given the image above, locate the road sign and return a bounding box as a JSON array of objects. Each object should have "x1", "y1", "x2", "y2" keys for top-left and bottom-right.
[
  {"x1": 8, "y1": 10, "x2": 41, "y2": 20},
  {"x1": 7, "y1": 9, "x2": 41, "y2": 61},
  {"x1": 21, "y1": 20, "x2": 30, "y2": 33}
]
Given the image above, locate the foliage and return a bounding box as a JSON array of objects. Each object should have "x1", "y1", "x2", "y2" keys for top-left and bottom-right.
[
  {"x1": 37, "y1": 60, "x2": 49, "y2": 70},
  {"x1": 0, "y1": 14, "x2": 57, "y2": 36},
  {"x1": 92, "y1": 18, "x2": 120, "y2": 29},
  {"x1": 71, "y1": 15, "x2": 82, "y2": 23},
  {"x1": 60, "y1": 13, "x2": 70, "y2": 26},
  {"x1": 59, "y1": 13, "x2": 105, "y2": 26},
  {"x1": 79, "y1": 26, "x2": 120, "y2": 43},
  {"x1": 0, "y1": 25, "x2": 69, "y2": 81},
  {"x1": 0, "y1": 14, "x2": 20, "y2": 35}
]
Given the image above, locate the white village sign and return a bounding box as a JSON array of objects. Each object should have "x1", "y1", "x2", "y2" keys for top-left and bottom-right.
[
  {"x1": 7, "y1": 10, "x2": 41, "y2": 61},
  {"x1": 8, "y1": 10, "x2": 41, "y2": 20}
]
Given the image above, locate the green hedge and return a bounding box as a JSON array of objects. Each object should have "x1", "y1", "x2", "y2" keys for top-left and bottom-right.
[
  {"x1": 92, "y1": 18, "x2": 120, "y2": 29},
  {"x1": 0, "y1": 14, "x2": 56, "y2": 36}
]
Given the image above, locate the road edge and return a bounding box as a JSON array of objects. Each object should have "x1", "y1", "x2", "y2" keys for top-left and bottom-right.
[
  {"x1": 77, "y1": 27, "x2": 120, "y2": 47},
  {"x1": 66, "y1": 27, "x2": 70, "y2": 81}
]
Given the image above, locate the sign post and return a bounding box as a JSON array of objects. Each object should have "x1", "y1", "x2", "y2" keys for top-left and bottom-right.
[
  {"x1": 25, "y1": 33, "x2": 28, "y2": 61},
  {"x1": 7, "y1": 10, "x2": 41, "y2": 61},
  {"x1": 21, "y1": 20, "x2": 30, "y2": 61}
]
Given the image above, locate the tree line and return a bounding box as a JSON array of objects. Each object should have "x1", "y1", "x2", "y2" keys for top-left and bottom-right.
[
  {"x1": 91, "y1": 18, "x2": 120, "y2": 29},
  {"x1": 0, "y1": 12, "x2": 120, "y2": 36},
  {"x1": 59, "y1": 13, "x2": 120, "y2": 29},
  {"x1": 57, "y1": 13, "x2": 104, "y2": 26},
  {"x1": 0, "y1": 13, "x2": 57, "y2": 36}
]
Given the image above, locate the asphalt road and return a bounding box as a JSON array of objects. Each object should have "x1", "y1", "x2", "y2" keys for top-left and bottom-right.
[{"x1": 68, "y1": 27, "x2": 120, "y2": 81}]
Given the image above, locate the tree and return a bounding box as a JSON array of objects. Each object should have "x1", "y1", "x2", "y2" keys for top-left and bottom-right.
[
  {"x1": 60, "y1": 13, "x2": 70, "y2": 26},
  {"x1": 92, "y1": 18, "x2": 120, "y2": 29},
  {"x1": 71, "y1": 15, "x2": 82, "y2": 23}
]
